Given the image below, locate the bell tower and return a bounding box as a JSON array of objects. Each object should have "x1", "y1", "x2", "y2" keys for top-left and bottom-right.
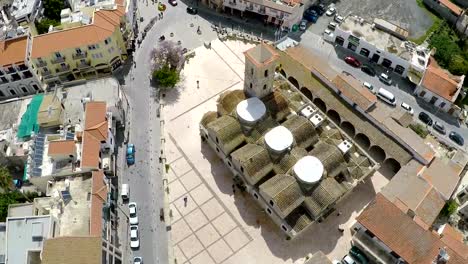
[{"x1": 243, "y1": 43, "x2": 279, "y2": 98}]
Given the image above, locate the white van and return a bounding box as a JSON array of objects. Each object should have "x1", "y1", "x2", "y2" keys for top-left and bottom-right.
[
  {"x1": 377, "y1": 88, "x2": 396, "y2": 106},
  {"x1": 121, "y1": 184, "x2": 129, "y2": 201}
]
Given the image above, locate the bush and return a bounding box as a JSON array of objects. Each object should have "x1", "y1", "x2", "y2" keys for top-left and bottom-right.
[
  {"x1": 440, "y1": 200, "x2": 458, "y2": 217},
  {"x1": 153, "y1": 65, "x2": 180, "y2": 88},
  {"x1": 35, "y1": 18, "x2": 59, "y2": 34},
  {"x1": 43, "y1": 0, "x2": 65, "y2": 21},
  {"x1": 0, "y1": 191, "x2": 40, "y2": 221},
  {"x1": 409, "y1": 123, "x2": 429, "y2": 138}
]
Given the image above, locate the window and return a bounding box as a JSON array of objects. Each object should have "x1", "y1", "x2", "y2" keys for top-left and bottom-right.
[
  {"x1": 21, "y1": 87, "x2": 27, "y2": 93},
  {"x1": 102, "y1": 250, "x2": 107, "y2": 264},
  {"x1": 9, "y1": 89, "x2": 16, "y2": 95},
  {"x1": 55, "y1": 52, "x2": 62, "y2": 58},
  {"x1": 88, "y1": 45, "x2": 95, "y2": 50},
  {"x1": 266, "y1": 208, "x2": 272, "y2": 214},
  {"x1": 52, "y1": 222, "x2": 56, "y2": 237},
  {"x1": 251, "y1": 68, "x2": 254, "y2": 76},
  {"x1": 335, "y1": 36, "x2": 345, "y2": 46},
  {"x1": 240, "y1": 166, "x2": 244, "y2": 173},
  {"x1": 76, "y1": 48, "x2": 82, "y2": 54},
  {"x1": 1, "y1": 77, "x2": 7, "y2": 83},
  {"x1": 263, "y1": 84, "x2": 267, "y2": 90},
  {"x1": 249, "y1": 83, "x2": 252, "y2": 89},
  {"x1": 215, "y1": 137, "x2": 219, "y2": 143},
  {"x1": 105, "y1": 38, "x2": 112, "y2": 45},
  {"x1": 439, "y1": 102, "x2": 446, "y2": 108},
  {"x1": 227, "y1": 161, "x2": 231, "y2": 167},
  {"x1": 395, "y1": 65, "x2": 405, "y2": 75},
  {"x1": 359, "y1": 48, "x2": 370, "y2": 57},
  {"x1": 253, "y1": 193, "x2": 259, "y2": 199},
  {"x1": 281, "y1": 225, "x2": 287, "y2": 231},
  {"x1": 419, "y1": 91, "x2": 426, "y2": 97},
  {"x1": 269, "y1": 200, "x2": 274, "y2": 206},
  {"x1": 264, "y1": 70, "x2": 268, "y2": 77},
  {"x1": 216, "y1": 147, "x2": 220, "y2": 153}
]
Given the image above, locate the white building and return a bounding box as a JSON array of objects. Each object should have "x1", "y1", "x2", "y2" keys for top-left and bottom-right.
[
  {"x1": 10, "y1": 0, "x2": 43, "y2": 24},
  {"x1": 221, "y1": 0, "x2": 305, "y2": 29},
  {"x1": 0, "y1": 35, "x2": 43, "y2": 100},
  {"x1": 414, "y1": 57, "x2": 465, "y2": 116},
  {"x1": 332, "y1": 16, "x2": 430, "y2": 83}
]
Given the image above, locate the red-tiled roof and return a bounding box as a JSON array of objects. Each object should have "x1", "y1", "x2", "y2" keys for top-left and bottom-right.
[
  {"x1": 421, "y1": 58, "x2": 463, "y2": 102},
  {"x1": 90, "y1": 170, "x2": 107, "y2": 236},
  {"x1": 0, "y1": 36, "x2": 27, "y2": 66},
  {"x1": 81, "y1": 102, "x2": 107, "y2": 168},
  {"x1": 48, "y1": 140, "x2": 76, "y2": 156},
  {"x1": 439, "y1": 0, "x2": 464, "y2": 15},
  {"x1": 357, "y1": 194, "x2": 468, "y2": 264},
  {"x1": 332, "y1": 74, "x2": 377, "y2": 111}
]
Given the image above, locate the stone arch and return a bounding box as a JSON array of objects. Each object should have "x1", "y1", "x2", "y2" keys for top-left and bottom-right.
[
  {"x1": 369, "y1": 145, "x2": 386, "y2": 162},
  {"x1": 381, "y1": 158, "x2": 401, "y2": 178},
  {"x1": 313, "y1": 97, "x2": 327, "y2": 112},
  {"x1": 300, "y1": 87, "x2": 313, "y2": 100},
  {"x1": 355, "y1": 133, "x2": 370, "y2": 149},
  {"x1": 288, "y1": 76, "x2": 299, "y2": 88},
  {"x1": 327, "y1": 109, "x2": 341, "y2": 124},
  {"x1": 341, "y1": 121, "x2": 355, "y2": 137}
]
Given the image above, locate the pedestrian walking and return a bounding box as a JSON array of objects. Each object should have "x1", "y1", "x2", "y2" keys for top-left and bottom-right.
[
  {"x1": 337, "y1": 210, "x2": 342, "y2": 216},
  {"x1": 183, "y1": 196, "x2": 188, "y2": 207},
  {"x1": 196, "y1": 80, "x2": 199, "y2": 88}
]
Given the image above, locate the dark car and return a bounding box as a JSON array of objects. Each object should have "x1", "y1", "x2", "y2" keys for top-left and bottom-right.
[
  {"x1": 303, "y1": 9, "x2": 318, "y2": 23},
  {"x1": 126, "y1": 144, "x2": 135, "y2": 165},
  {"x1": 349, "y1": 246, "x2": 369, "y2": 264},
  {"x1": 449, "y1": 131, "x2": 464, "y2": 146},
  {"x1": 186, "y1": 7, "x2": 197, "y2": 14},
  {"x1": 361, "y1": 64, "x2": 376, "y2": 76},
  {"x1": 309, "y1": 5, "x2": 325, "y2": 16},
  {"x1": 418, "y1": 112, "x2": 433, "y2": 126},
  {"x1": 344, "y1": 56, "x2": 361, "y2": 67},
  {"x1": 433, "y1": 121, "x2": 446, "y2": 135}
]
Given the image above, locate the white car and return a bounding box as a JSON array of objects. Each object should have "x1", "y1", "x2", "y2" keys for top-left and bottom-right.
[
  {"x1": 299, "y1": 20, "x2": 307, "y2": 31},
  {"x1": 400, "y1": 102, "x2": 414, "y2": 115},
  {"x1": 134, "y1": 257, "x2": 143, "y2": 264},
  {"x1": 324, "y1": 29, "x2": 332, "y2": 35},
  {"x1": 129, "y1": 202, "x2": 138, "y2": 225},
  {"x1": 334, "y1": 15, "x2": 344, "y2": 23},
  {"x1": 379, "y1": 73, "x2": 392, "y2": 85},
  {"x1": 326, "y1": 7, "x2": 336, "y2": 16},
  {"x1": 130, "y1": 225, "x2": 140, "y2": 249},
  {"x1": 363, "y1": 82, "x2": 374, "y2": 93},
  {"x1": 342, "y1": 255, "x2": 356, "y2": 264}
]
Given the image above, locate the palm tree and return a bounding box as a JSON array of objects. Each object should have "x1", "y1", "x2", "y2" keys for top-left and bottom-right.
[{"x1": 0, "y1": 166, "x2": 12, "y2": 193}]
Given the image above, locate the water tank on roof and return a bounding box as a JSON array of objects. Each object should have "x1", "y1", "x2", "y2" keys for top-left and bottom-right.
[
  {"x1": 236, "y1": 97, "x2": 266, "y2": 125},
  {"x1": 264, "y1": 126, "x2": 293, "y2": 154},
  {"x1": 293, "y1": 156, "x2": 323, "y2": 186}
]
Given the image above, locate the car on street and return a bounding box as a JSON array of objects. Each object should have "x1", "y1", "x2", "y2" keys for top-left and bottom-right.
[
  {"x1": 334, "y1": 15, "x2": 344, "y2": 23},
  {"x1": 324, "y1": 28, "x2": 332, "y2": 35},
  {"x1": 129, "y1": 202, "x2": 138, "y2": 225},
  {"x1": 379, "y1": 73, "x2": 392, "y2": 85},
  {"x1": 169, "y1": 0, "x2": 177, "y2": 5},
  {"x1": 304, "y1": 9, "x2": 319, "y2": 23},
  {"x1": 342, "y1": 255, "x2": 356, "y2": 264},
  {"x1": 449, "y1": 131, "x2": 464, "y2": 146},
  {"x1": 400, "y1": 102, "x2": 414, "y2": 115},
  {"x1": 186, "y1": 7, "x2": 197, "y2": 14},
  {"x1": 327, "y1": 21, "x2": 337, "y2": 30},
  {"x1": 349, "y1": 246, "x2": 369, "y2": 264},
  {"x1": 130, "y1": 225, "x2": 140, "y2": 249},
  {"x1": 344, "y1": 56, "x2": 361, "y2": 67},
  {"x1": 134, "y1": 257, "x2": 143, "y2": 264},
  {"x1": 126, "y1": 144, "x2": 135, "y2": 165},
  {"x1": 326, "y1": 7, "x2": 336, "y2": 16},
  {"x1": 433, "y1": 121, "x2": 446, "y2": 135},
  {"x1": 363, "y1": 82, "x2": 374, "y2": 93},
  {"x1": 418, "y1": 112, "x2": 433, "y2": 126},
  {"x1": 361, "y1": 64, "x2": 376, "y2": 76},
  {"x1": 299, "y1": 20, "x2": 307, "y2": 31},
  {"x1": 309, "y1": 4, "x2": 325, "y2": 16}
]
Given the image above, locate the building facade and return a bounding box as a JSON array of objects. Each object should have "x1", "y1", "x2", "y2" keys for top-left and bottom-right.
[
  {"x1": 30, "y1": 1, "x2": 129, "y2": 88},
  {"x1": 0, "y1": 35, "x2": 43, "y2": 100}
]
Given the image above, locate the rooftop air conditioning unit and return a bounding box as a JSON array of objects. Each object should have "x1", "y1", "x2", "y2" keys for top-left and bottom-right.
[
  {"x1": 338, "y1": 140, "x2": 353, "y2": 154},
  {"x1": 300, "y1": 105, "x2": 315, "y2": 119},
  {"x1": 309, "y1": 113, "x2": 324, "y2": 128}
]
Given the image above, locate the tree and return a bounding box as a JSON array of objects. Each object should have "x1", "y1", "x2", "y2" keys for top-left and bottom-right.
[
  {"x1": 0, "y1": 166, "x2": 12, "y2": 193},
  {"x1": 36, "y1": 18, "x2": 59, "y2": 34},
  {"x1": 440, "y1": 200, "x2": 458, "y2": 217},
  {"x1": 0, "y1": 191, "x2": 40, "y2": 221},
  {"x1": 43, "y1": 0, "x2": 65, "y2": 21},
  {"x1": 151, "y1": 41, "x2": 185, "y2": 88},
  {"x1": 449, "y1": 55, "x2": 468, "y2": 76},
  {"x1": 153, "y1": 64, "x2": 180, "y2": 88}
]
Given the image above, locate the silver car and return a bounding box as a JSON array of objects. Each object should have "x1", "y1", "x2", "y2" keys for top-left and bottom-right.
[{"x1": 129, "y1": 202, "x2": 138, "y2": 225}]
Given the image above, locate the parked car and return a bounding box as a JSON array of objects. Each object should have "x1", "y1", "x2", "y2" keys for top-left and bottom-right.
[
  {"x1": 379, "y1": 73, "x2": 392, "y2": 85},
  {"x1": 418, "y1": 112, "x2": 433, "y2": 126},
  {"x1": 309, "y1": 5, "x2": 325, "y2": 16},
  {"x1": 186, "y1": 7, "x2": 197, "y2": 14},
  {"x1": 334, "y1": 15, "x2": 344, "y2": 23},
  {"x1": 126, "y1": 144, "x2": 135, "y2": 165},
  {"x1": 349, "y1": 246, "x2": 369, "y2": 264},
  {"x1": 341, "y1": 255, "x2": 356, "y2": 264},
  {"x1": 433, "y1": 121, "x2": 446, "y2": 135},
  {"x1": 344, "y1": 56, "x2": 361, "y2": 67},
  {"x1": 299, "y1": 20, "x2": 307, "y2": 31},
  {"x1": 363, "y1": 82, "x2": 374, "y2": 93},
  {"x1": 304, "y1": 10, "x2": 319, "y2": 23},
  {"x1": 134, "y1": 257, "x2": 143, "y2": 264},
  {"x1": 449, "y1": 131, "x2": 464, "y2": 146},
  {"x1": 361, "y1": 64, "x2": 376, "y2": 76},
  {"x1": 400, "y1": 102, "x2": 414, "y2": 115},
  {"x1": 324, "y1": 28, "x2": 332, "y2": 36},
  {"x1": 169, "y1": 0, "x2": 177, "y2": 5},
  {"x1": 327, "y1": 21, "x2": 338, "y2": 30},
  {"x1": 326, "y1": 7, "x2": 336, "y2": 16},
  {"x1": 129, "y1": 202, "x2": 139, "y2": 225},
  {"x1": 130, "y1": 226, "x2": 140, "y2": 249}
]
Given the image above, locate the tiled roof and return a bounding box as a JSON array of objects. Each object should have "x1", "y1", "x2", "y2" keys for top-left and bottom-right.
[
  {"x1": 90, "y1": 170, "x2": 107, "y2": 236},
  {"x1": 309, "y1": 141, "x2": 345, "y2": 178},
  {"x1": 206, "y1": 115, "x2": 245, "y2": 155},
  {"x1": 42, "y1": 236, "x2": 101, "y2": 264},
  {"x1": 285, "y1": 206, "x2": 313, "y2": 233},
  {"x1": 282, "y1": 115, "x2": 318, "y2": 149},
  {"x1": 217, "y1": 90, "x2": 246, "y2": 115},
  {"x1": 48, "y1": 140, "x2": 76, "y2": 156},
  {"x1": 421, "y1": 57, "x2": 463, "y2": 102},
  {"x1": 439, "y1": 0, "x2": 464, "y2": 15},
  {"x1": 31, "y1": 1, "x2": 125, "y2": 58},
  {"x1": 421, "y1": 157, "x2": 462, "y2": 200},
  {"x1": 332, "y1": 74, "x2": 377, "y2": 111},
  {"x1": 304, "y1": 177, "x2": 347, "y2": 218},
  {"x1": 0, "y1": 36, "x2": 27, "y2": 66},
  {"x1": 231, "y1": 144, "x2": 273, "y2": 185},
  {"x1": 81, "y1": 102, "x2": 108, "y2": 168},
  {"x1": 244, "y1": 43, "x2": 279, "y2": 68},
  {"x1": 357, "y1": 194, "x2": 468, "y2": 264},
  {"x1": 260, "y1": 174, "x2": 304, "y2": 216}
]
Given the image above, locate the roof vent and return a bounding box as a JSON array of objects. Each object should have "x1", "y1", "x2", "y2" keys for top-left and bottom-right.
[
  {"x1": 264, "y1": 126, "x2": 293, "y2": 154},
  {"x1": 293, "y1": 156, "x2": 323, "y2": 185},
  {"x1": 236, "y1": 97, "x2": 266, "y2": 124},
  {"x1": 309, "y1": 113, "x2": 324, "y2": 128},
  {"x1": 338, "y1": 140, "x2": 353, "y2": 154},
  {"x1": 299, "y1": 105, "x2": 315, "y2": 119}
]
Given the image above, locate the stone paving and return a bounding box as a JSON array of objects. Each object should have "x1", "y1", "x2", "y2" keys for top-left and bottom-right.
[{"x1": 163, "y1": 39, "x2": 390, "y2": 264}]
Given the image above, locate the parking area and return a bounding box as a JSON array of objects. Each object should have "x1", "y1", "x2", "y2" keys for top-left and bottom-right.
[{"x1": 162, "y1": 39, "x2": 390, "y2": 264}]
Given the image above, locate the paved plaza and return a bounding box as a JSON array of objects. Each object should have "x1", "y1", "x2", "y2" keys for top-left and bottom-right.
[{"x1": 163, "y1": 39, "x2": 390, "y2": 263}]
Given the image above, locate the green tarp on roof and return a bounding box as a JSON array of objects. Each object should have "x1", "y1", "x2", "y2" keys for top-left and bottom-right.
[{"x1": 17, "y1": 94, "x2": 43, "y2": 139}]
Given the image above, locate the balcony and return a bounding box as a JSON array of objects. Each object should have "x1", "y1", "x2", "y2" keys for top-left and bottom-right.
[
  {"x1": 10, "y1": 73, "x2": 21, "y2": 82},
  {"x1": 72, "y1": 52, "x2": 88, "y2": 60},
  {"x1": 37, "y1": 61, "x2": 47, "y2": 67},
  {"x1": 18, "y1": 64, "x2": 29, "y2": 71},
  {"x1": 77, "y1": 60, "x2": 91, "y2": 69},
  {"x1": 55, "y1": 64, "x2": 70, "y2": 74},
  {"x1": 353, "y1": 230, "x2": 400, "y2": 264},
  {"x1": 51, "y1": 57, "x2": 66, "y2": 64}
]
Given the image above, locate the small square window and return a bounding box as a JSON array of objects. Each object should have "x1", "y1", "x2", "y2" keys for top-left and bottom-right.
[
  {"x1": 253, "y1": 193, "x2": 259, "y2": 199},
  {"x1": 266, "y1": 208, "x2": 272, "y2": 214}
]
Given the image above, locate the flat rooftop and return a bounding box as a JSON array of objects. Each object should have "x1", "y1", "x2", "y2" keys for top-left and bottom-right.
[
  {"x1": 6, "y1": 215, "x2": 52, "y2": 264},
  {"x1": 8, "y1": 203, "x2": 34, "y2": 217},
  {"x1": 340, "y1": 16, "x2": 412, "y2": 60},
  {"x1": 0, "y1": 97, "x2": 30, "y2": 131},
  {"x1": 10, "y1": 0, "x2": 38, "y2": 20},
  {"x1": 34, "y1": 174, "x2": 92, "y2": 236}
]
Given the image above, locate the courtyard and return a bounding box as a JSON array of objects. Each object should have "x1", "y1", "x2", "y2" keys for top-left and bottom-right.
[{"x1": 163, "y1": 39, "x2": 390, "y2": 263}]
